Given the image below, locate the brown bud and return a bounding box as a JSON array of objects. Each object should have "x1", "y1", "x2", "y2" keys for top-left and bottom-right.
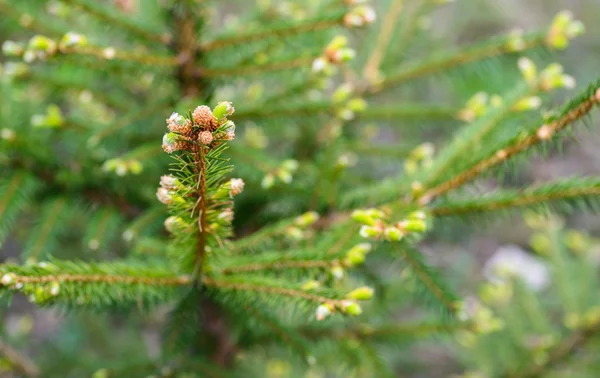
[
  {"x1": 198, "y1": 131, "x2": 214, "y2": 145},
  {"x1": 193, "y1": 105, "x2": 217, "y2": 130}
]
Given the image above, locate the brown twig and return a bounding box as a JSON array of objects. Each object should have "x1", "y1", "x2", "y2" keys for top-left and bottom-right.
[{"x1": 0, "y1": 337, "x2": 40, "y2": 377}]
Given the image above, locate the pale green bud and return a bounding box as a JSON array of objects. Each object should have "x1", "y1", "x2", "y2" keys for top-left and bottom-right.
[
  {"x1": 59, "y1": 32, "x2": 87, "y2": 49},
  {"x1": 28, "y1": 35, "x2": 57, "y2": 54},
  {"x1": 359, "y1": 225, "x2": 381, "y2": 239},
  {"x1": 281, "y1": 159, "x2": 299, "y2": 172},
  {"x1": 513, "y1": 96, "x2": 542, "y2": 111},
  {"x1": 518, "y1": 57, "x2": 538, "y2": 85},
  {"x1": 49, "y1": 281, "x2": 60, "y2": 296},
  {"x1": 332, "y1": 83, "x2": 353, "y2": 103},
  {"x1": 301, "y1": 280, "x2": 321, "y2": 290},
  {"x1": 213, "y1": 101, "x2": 235, "y2": 120},
  {"x1": 398, "y1": 219, "x2": 427, "y2": 233},
  {"x1": 351, "y1": 209, "x2": 376, "y2": 225},
  {"x1": 261, "y1": 173, "x2": 275, "y2": 189},
  {"x1": 327, "y1": 36, "x2": 348, "y2": 50},
  {"x1": 334, "y1": 47, "x2": 356, "y2": 63},
  {"x1": 295, "y1": 211, "x2": 320, "y2": 227},
  {"x1": 347, "y1": 98, "x2": 367, "y2": 113},
  {"x1": 384, "y1": 227, "x2": 404, "y2": 241},
  {"x1": 346, "y1": 286, "x2": 374, "y2": 300},
  {"x1": 330, "y1": 266, "x2": 345, "y2": 280},
  {"x1": 340, "y1": 300, "x2": 362, "y2": 316}
]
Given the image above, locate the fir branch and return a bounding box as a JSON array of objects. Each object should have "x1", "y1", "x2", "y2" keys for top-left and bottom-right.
[
  {"x1": 202, "y1": 55, "x2": 316, "y2": 77},
  {"x1": 60, "y1": 45, "x2": 179, "y2": 66},
  {"x1": 370, "y1": 31, "x2": 545, "y2": 94},
  {"x1": 235, "y1": 102, "x2": 456, "y2": 120},
  {"x1": 362, "y1": 0, "x2": 405, "y2": 82},
  {"x1": 0, "y1": 1, "x2": 64, "y2": 35},
  {"x1": 0, "y1": 172, "x2": 39, "y2": 247},
  {"x1": 4, "y1": 272, "x2": 190, "y2": 286},
  {"x1": 431, "y1": 177, "x2": 600, "y2": 217},
  {"x1": 0, "y1": 259, "x2": 191, "y2": 308},
  {"x1": 203, "y1": 277, "x2": 344, "y2": 306},
  {"x1": 240, "y1": 301, "x2": 312, "y2": 361},
  {"x1": 398, "y1": 245, "x2": 459, "y2": 316},
  {"x1": 202, "y1": 12, "x2": 346, "y2": 51},
  {"x1": 506, "y1": 321, "x2": 600, "y2": 378},
  {"x1": 418, "y1": 85, "x2": 600, "y2": 204},
  {"x1": 23, "y1": 198, "x2": 70, "y2": 260},
  {"x1": 0, "y1": 336, "x2": 40, "y2": 377},
  {"x1": 421, "y1": 83, "x2": 531, "y2": 189},
  {"x1": 59, "y1": 0, "x2": 169, "y2": 44},
  {"x1": 221, "y1": 260, "x2": 334, "y2": 274}
]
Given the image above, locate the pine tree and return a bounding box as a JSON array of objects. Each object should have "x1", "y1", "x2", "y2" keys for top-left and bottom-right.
[{"x1": 1, "y1": 0, "x2": 600, "y2": 376}]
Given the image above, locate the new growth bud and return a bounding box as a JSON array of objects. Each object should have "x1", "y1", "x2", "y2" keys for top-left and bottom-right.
[
  {"x1": 213, "y1": 101, "x2": 235, "y2": 120},
  {"x1": 193, "y1": 105, "x2": 217, "y2": 130},
  {"x1": 346, "y1": 286, "x2": 374, "y2": 301},
  {"x1": 546, "y1": 11, "x2": 584, "y2": 50},
  {"x1": 295, "y1": 211, "x2": 320, "y2": 227},
  {"x1": 229, "y1": 178, "x2": 245, "y2": 197}
]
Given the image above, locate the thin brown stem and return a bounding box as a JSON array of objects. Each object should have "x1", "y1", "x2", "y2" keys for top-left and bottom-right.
[
  {"x1": 202, "y1": 56, "x2": 316, "y2": 77},
  {"x1": 61, "y1": 46, "x2": 179, "y2": 66},
  {"x1": 365, "y1": 32, "x2": 546, "y2": 95},
  {"x1": 362, "y1": 0, "x2": 404, "y2": 82},
  {"x1": 202, "y1": 277, "x2": 342, "y2": 305},
  {"x1": 222, "y1": 260, "x2": 335, "y2": 274},
  {"x1": 0, "y1": 337, "x2": 40, "y2": 377},
  {"x1": 60, "y1": 0, "x2": 169, "y2": 44},
  {"x1": 506, "y1": 322, "x2": 600, "y2": 378},
  {"x1": 193, "y1": 145, "x2": 209, "y2": 279},
  {"x1": 202, "y1": 17, "x2": 344, "y2": 51},
  {"x1": 8, "y1": 273, "x2": 191, "y2": 286}
]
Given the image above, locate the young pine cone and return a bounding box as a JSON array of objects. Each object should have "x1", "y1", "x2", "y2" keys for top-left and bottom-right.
[
  {"x1": 198, "y1": 131, "x2": 214, "y2": 145},
  {"x1": 193, "y1": 105, "x2": 217, "y2": 130},
  {"x1": 166, "y1": 113, "x2": 193, "y2": 136}
]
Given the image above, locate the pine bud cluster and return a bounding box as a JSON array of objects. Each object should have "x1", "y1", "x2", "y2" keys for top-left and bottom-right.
[
  {"x1": 161, "y1": 101, "x2": 236, "y2": 154},
  {"x1": 352, "y1": 209, "x2": 429, "y2": 242},
  {"x1": 312, "y1": 36, "x2": 356, "y2": 75}
]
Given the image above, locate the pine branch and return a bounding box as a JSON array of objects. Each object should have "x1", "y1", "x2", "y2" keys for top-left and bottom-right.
[
  {"x1": 418, "y1": 83, "x2": 600, "y2": 204},
  {"x1": 239, "y1": 301, "x2": 312, "y2": 361},
  {"x1": 203, "y1": 276, "x2": 345, "y2": 306},
  {"x1": 202, "y1": 55, "x2": 316, "y2": 77},
  {"x1": 23, "y1": 197, "x2": 72, "y2": 260},
  {"x1": 234, "y1": 102, "x2": 456, "y2": 120},
  {"x1": 369, "y1": 31, "x2": 545, "y2": 94},
  {"x1": 397, "y1": 245, "x2": 459, "y2": 316},
  {"x1": 221, "y1": 260, "x2": 333, "y2": 274},
  {"x1": 431, "y1": 177, "x2": 600, "y2": 217},
  {"x1": 0, "y1": 1, "x2": 65, "y2": 35},
  {"x1": 506, "y1": 321, "x2": 600, "y2": 378},
  {"x1": 0, "y1": 172, "x2": 39, "y2": 247},
  {"x1": 59, "y1": 0, "x2": 169, "y2": 44},
  {"x1": 59, "y1": 45, "x2": 179, "y2": 66},
  {"x1": 362, "y1": 0, "x2": 405, "y2": 82},
  {"x1": 0, "y1": 336, "x2": 39, "y2": 377},
  {"x1": 421, "y1": 83, "x2": 531, "y2": 189},
  {"x1": 201, "y1": 11, "x2": 346, "y2": 51},
  {"x1": 0, "y1": 259, "x2": 191, "y2": 308}
]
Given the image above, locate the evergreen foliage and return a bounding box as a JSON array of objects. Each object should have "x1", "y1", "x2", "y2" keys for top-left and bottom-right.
[{"x1": 1, "y1": 0, "x2": 600, "y2": 376}]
